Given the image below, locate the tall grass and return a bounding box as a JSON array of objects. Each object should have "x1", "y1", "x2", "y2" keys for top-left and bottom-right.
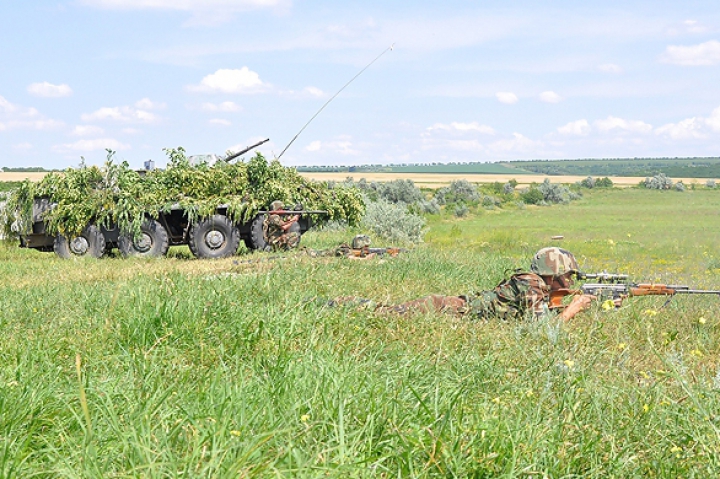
[{"x1": 1, "y1": 188, "x2": 720, "y2": 476}]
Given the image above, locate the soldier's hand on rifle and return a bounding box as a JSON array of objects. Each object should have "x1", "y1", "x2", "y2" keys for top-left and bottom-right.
[{"x1": 560, "y1": 293, "x2": 596, "y2": 321}]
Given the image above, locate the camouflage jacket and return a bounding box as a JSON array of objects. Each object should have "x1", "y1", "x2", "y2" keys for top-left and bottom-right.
[{"x1": 464, "y1": 272, "x2": 550, "y2": 320}]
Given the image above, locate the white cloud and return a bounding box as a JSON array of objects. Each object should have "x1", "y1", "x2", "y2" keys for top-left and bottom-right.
[
  {"x1": 135, "y1": 98, "x2": 166, "y2": 110},
  {"x1": 705, "y1": 106, "x2": 720, "y2": 132},
  {"x1": 81, "y1": 105, "x2": 158, "y2": 123},
  {"x1": 598, "y1": 63, "x2": 623, "y2": 73},
  {"x1": 558, "y1": 119, "x2": 590, "y2": 136},
  {"x1": 13, "y1": 142, "x2": 33, "y2": 151},
  {"x1": 27, "y1": 82, "x2": 73, "y2": 98},
  {"x1": 655, "y1": 118, "x2": 706, "y2": 140},
  {"x1": 54, "y1": 138, "x2": 131, "y2": 153},
  {"x1": 488, "y1": 132, "x2": 538, "y2": 153},
  {"x1": 72, "y1": 125, "x2": 105, "y2": 136},
  {"x1": 427, "y1": 121, "x2": 495, "y2": 135},
  {"x1": 303, "y1": 86, "x2": 325, "y2": 98},
  {"x1": 0, "y1": 95, "x2": 64, "y2": 130},
  {"x1": 594, "y1": 116, "x2": 652, "y2": 134},
  {"x1": 209, "y1": 118, "x2": 231, "y2": 126},
  {"x1": 188, "y1": 67, "x2": 268, "y2": 94},
  {"x1": 539, "y1": 91, "x2": 562, "y2": 103},
  {"x1": 200, "y1": 101, "x2": 241, "y2": 112},
  {"x1": 661, "y1": 40, "x2": 720, "y2": 66},
  {"x1": 303, "y1": 139, "x2": 357, "y2": 155},
  {"x1": 306, "y1": 140, "x2": 322, "y2": 152},
  {"x1": 496, "y1": 92, "x2": 518, "y2": 104}
]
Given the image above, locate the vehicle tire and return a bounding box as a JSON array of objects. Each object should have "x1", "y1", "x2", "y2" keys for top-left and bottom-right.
[
  {"x1": 247, "y1": 214, "x2": 268, "y2": 251},
  {"x1": 53, "y1": 225, "x2": 106, "y2": 259},
  {"x1": 118, "y1": 219, "x2": 169, "y2": 258},
  {"x1": 247, "y1": 214, "x2": 302, "y2": 251},
  {"x1": 188, "y1": 214, "x2": 240, "y2": 259}
]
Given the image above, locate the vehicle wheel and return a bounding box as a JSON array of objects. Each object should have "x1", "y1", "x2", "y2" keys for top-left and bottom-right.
[
  {"x1": 53, "y1": 225, "x2": 106, "y2": 259},
  {"x1": 188, "y1": 215, "x2": 240, "y2": 259},
  {"x1": 118, "y1": 219, "x2": 169, "y2": 258},
  {"x1": 247, "y1": 214, "x2": 268, "y2": 251}
]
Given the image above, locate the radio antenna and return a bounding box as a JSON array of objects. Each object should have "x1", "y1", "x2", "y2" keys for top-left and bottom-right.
[{"x1": 277, "y1": 43, "x2": 394, "y2": 160}]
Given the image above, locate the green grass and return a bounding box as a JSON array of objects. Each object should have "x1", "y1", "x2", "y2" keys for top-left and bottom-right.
[{"x1": 2, "y1": 188, "x2": 720, "y2": 476}]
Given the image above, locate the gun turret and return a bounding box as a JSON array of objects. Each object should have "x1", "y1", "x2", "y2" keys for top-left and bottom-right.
[{"x1": 223, "y1": 138, "x2": 270, "y2": 162}]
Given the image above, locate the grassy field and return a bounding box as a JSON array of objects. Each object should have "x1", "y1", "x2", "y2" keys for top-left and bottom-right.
[{"x1": 1, "y1": 188, "x2": 720, "y2": 476}]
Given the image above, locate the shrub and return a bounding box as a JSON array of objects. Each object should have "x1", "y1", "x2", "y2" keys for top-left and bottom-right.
[
  {"x1": 675, "y1": 181, "x2": 686, "y2": 192},
  {"x1": 537, "y1": 179, "x2": 579, "y2": 204},
  {"x1": 580, "y1": 176, "x2": 596, "y2": 189},
  {"x1": 596, "y1": 177, "x2": 614, "y2": 188},
  {"x1": 375, "y1": 179, "x2": 424, "y2": 205},
  {"x1": 503, "y1": 183, "x2": 515, "y2": 194},
  {"x1": 520, "y1": 187, "x2": 544, "y2": 205},
  {"x1": 434, "y1": 180, "x2": 480, "y2": 205},
  {"x1": 416, "y1": 199, "x2": 441, "y2": 215},
  {"x1": 361, "y1": 199, "x2": 425, "y2": 243},
  {"x1": 644, "y1": 173, "x2": 673, "y2": 190},
  {"x1": 706, "y1": 179, "x2": 716, "y2": 189},
  {"x1": 454, "y1": 204, "x2": 469, "y2": 217}
]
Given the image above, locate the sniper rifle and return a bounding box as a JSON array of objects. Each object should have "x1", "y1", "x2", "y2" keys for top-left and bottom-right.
[{"x1": 550, "y1": 271, "x2": 720, "y2": 309}]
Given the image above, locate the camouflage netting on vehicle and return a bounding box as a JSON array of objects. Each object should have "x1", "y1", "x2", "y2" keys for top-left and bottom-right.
[{"x1": 2, "y1": 149, "x2": 365, "y2": 237}]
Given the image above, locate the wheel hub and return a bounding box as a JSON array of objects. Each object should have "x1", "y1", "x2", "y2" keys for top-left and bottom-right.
[
  {"x1": 134, "y1": 233, "x2": 153, "y2": 253},
  {"x1": 205, "y1": 230, "x2": 225, "y2": 249},
  {"x1": 69, "y1": 236, "x2": 89, "y2": 255}
]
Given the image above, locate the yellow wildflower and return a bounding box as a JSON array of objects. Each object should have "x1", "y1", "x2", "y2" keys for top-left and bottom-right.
[
  {"x1": 301, "y1": 414, "x2": 310, "y2": 422},
  {"x1": 617, "y1": 343, "x2": 627, "y2": 350},
  {"x1": 602, "y1": 299, "x2": 615, "y2": 311},
  {"x1": 670, "y1": 445, "x2": 682, "y2": 453},
  {"x1": 564, "y1": 359, "x2": 575, "y2": 368},
  {"x1": 230, "y1": 430, "x2": 242, "y2": 437},
  {"x1": 699, "y1": 317, "x2": 707, "y2": 325},
  {"x1": 691, "y1": 349, "x2": 704, "y2": 357},
  {"x1": 644, "y1": 309, "x2": 658, "y2": 317},
  {"x1": 492, "y1": 397, "x2": 501, "y2": 404},
  {"x1": 643, "y1": 404, "x2": 650, "y2": 413}
]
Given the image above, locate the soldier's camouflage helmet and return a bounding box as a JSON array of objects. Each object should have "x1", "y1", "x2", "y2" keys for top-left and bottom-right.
[
  {"x1": 351, "y1": 234, "x2": 371, "y2": 249},
  {"x1": 270, "y1": 200, "x2": 284, "y2": 211},
  {"x1": 530, "y1": 247, "x2": 579, "y2": 276}
]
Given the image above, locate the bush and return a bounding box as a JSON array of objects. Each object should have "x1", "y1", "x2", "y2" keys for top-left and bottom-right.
[
  {"x1": 434, "y1": 180, "x2": 480, "y2": 205},
  {"x1": 503, "y1": 182, "x2": 515, "y2": 194},
  {"x1": 361, "y1": 199, "x2": 425, "y2": 244},
  {"x1": 707, "y1": 179, "x2": 716, "y2": 189},
  {"x1": 416, "y1": 199, "x2": 441, "y2": 215},
  {"x1": 596, "y1": 177, "x2": 614, "y2": 188},
  {"x1": 454, "y1": 204, "x2": 469, "y2": 217},
  {"x1": 675, "y1": 181, "x2": 686, "y2": 192},
  {"x1": 644, "y1": 173, "x2": 673, "y2": 190},
  {"x1": 537, "y1": 179, "x2": 579, "y2": 204},
  {"x1": 375, "y1": 179, "x2": 424, "y2": 205},
  {"x1": 580, "y1": 176, "x2": 596, "y2": 189},
  {"x1": 520, "y1": 187, "x2": 544, "y2": 205}
]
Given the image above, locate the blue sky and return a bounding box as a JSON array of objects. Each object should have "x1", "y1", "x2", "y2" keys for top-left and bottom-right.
[{"x1": 1, "y1": 0, "x2": 720, "y2": 169}]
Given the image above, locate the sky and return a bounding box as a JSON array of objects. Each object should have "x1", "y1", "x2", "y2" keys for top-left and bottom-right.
[{"x1": 1, "y1": 1, "x2": 720, "y2": 169}]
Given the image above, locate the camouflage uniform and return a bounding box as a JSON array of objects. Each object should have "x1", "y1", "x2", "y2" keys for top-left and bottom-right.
[
  {"x1": 376, "y1": 272, "x2": 551, "y2": 320},
  {"x1": 264, "y1": 200, "x2": 301, "y2": 251},
  {"x1": 335, "y1": 247, "x2": 579, "y2": 321}
]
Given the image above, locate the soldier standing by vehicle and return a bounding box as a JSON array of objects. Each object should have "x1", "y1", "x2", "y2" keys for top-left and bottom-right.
[
  {"x1": 263, "y1": 200, "x2": 301, "y2": 251},
  {"x1": 333, "y1": 247, "x2": 597, "y2": 321}
]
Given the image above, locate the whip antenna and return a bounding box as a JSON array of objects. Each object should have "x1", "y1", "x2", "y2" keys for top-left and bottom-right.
[{"x1": 277, "y1": 43, "x2": 394, "y2": 160}]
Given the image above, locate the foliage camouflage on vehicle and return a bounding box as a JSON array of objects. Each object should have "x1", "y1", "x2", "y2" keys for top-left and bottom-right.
[{"x1": 2, "y1": 148, "x2": 364, "y2": 238}]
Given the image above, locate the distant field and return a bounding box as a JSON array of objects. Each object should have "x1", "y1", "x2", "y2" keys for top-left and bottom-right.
[
  {"x1": 298, "y1": 172, "x2": 704, "y2": 188},
  {"x1": 504, "y1": 157, "x2": 720, "y2": 178}
]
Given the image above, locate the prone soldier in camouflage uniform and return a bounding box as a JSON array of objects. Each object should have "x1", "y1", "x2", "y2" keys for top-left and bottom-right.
[
  {"x1": 263, "y1": 200, "x2": 301, "y2": 251},
  {"x1": 336, "y1": 247, "x2": 595, "y2": 321}
]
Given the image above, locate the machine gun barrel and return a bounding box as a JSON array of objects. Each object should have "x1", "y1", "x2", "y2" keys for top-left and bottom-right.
[{"x1": 223, "y1": 138, "x2": 270, "y2": 162}]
